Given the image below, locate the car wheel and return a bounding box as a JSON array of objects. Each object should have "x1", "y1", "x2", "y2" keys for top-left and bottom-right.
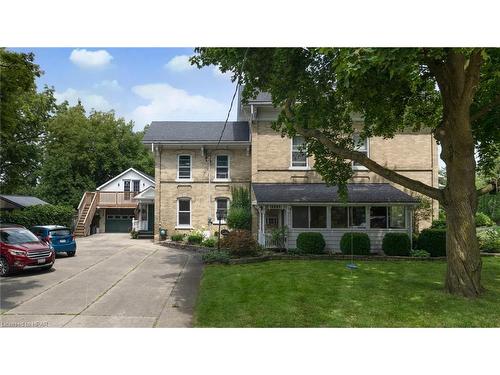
[
  {"x1": 0, "y1": 257, "x2": 10, "y2": 277},
  {"x1": 67, "y1": 251, "x2": 76, "y2": 257}
]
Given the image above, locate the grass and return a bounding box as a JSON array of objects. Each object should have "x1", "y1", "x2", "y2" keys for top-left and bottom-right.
[{"x1": 194, "y1": 257, "x2": 500, "y2": 327}]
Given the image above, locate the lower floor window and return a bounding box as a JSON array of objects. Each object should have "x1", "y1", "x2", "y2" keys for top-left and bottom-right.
[
  {"x1": 389, "y1": 206, "x2": 406, "y2": 228},
  {"x1": 178, "y1": 199, "x2": 191, "y2": 226},
  {"x1": 292, "y1": 206, "x2": 327, "y2": 228},
  {"x1": 215, "y1": 198, "x2": 229, "y2": 223},
  {"x1": 349, "y1": 207, "x2": 367, "y2": 228},
  {"x1": 370, "y1": 206, "x2": 387, "y2": 228}
]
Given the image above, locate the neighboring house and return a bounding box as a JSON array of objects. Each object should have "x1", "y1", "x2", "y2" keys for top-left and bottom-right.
[
  {"x1": 0, "y1": 195, "x2": 49, "y2": 211},
  {"x1": 143, "y1": 92, "x2": 439, "y2": 251},
  {"x1": 75, "y1": 168, "x2": 155, "y2": 237}
]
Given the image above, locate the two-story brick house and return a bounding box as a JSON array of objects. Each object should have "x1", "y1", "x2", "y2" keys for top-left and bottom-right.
[{"x1": 143, "y1": 91, "x2": 439, "y2": 251}]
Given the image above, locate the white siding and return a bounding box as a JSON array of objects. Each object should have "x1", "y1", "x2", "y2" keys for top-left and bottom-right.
[{"x1": 99, "y1": 170, "x2": 154, "y2": 192}]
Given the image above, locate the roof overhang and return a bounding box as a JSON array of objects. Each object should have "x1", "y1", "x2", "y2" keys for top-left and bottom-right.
[{"x1": 96, "y1": 168, "x2": 155, "y2": 191}]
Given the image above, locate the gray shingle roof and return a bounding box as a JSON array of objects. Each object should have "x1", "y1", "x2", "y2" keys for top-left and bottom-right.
[
  {"x1": 252, "y1": 183, "x2": 420, "y2": 204},
  {"x1": 0, "y1": 195, "x2": 50, "y2": 208},
  {"x1": 143, "y1": 121, "x2": 250, "y2": 143},
  {"x1": 248, "y1": 92, "x2": 272, "y2": 103}
]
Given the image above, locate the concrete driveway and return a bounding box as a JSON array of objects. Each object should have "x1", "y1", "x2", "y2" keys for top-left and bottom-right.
[{"x1": 0, "y1": 234, "x2": 202, "y2": 328}]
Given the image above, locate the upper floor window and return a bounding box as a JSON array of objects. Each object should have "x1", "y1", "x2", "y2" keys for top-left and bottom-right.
[
  {"x1": 215, "y1": 155, "x2": 230, "y2": 180},
  {"x1": 352, "y1": 134, "x2": 368, "y2": 169},
  {"x1": 177, "y1": 155, "x2": 192, "y2": 180},
  {"x1": 291, "y1": 136, "x2": 308, "y2": 168}
]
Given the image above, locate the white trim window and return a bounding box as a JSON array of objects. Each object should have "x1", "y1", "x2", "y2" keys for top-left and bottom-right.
[
  {"x1": 177, "y1": 198, "x2": 191, "y2": 227},
  {"x1": 214, "y1": 198, "x2": 229, "y2": 224},
  {"x1": 177, "y1": 155, "x2": 192, "y2": 180},
  {"x1": 291, "y1": 205, "x2": 327, "y2": 228},
  {"x1": 215, "y1": 155, "x2": 230, "y2": 180},
  {"x1": 352, "y1": 134, "x2": 369, "y2": 170},
  {"x1": 349, "y1": 206, "x2": 367, "y2": 228},
  {"x1": 291, "y1": 136, "x2": 308, "y2": 168}
]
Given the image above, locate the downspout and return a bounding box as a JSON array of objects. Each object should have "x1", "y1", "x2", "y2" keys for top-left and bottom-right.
[{"x1": 207, "y1": 148, "x2": 212, "y2": 229}]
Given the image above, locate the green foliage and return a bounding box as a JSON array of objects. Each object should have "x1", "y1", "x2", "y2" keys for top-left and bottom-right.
[
  {"x1": 410, "y1": 249, "x2": 431, "y2": 258},
  {"x1": 226, "y1": 186, "x2": 251, "y2": 230},
  {"x1": 220, "y1": 229, "x2": 260, "y2": 257},
  {"x1": 412, "y1": 233, "x2": 419, "y2": 249},
  {"x1": 201, "y1": 250, "x2": 231, "y2": 264},
  {"x1": 382, "y1": 233, "x2": 411, "y2": 256},
  {"x1": 340, "y1": 232, "x2": 371, "y2": 255},
  {"x1": 226, "y1": 206, "x2": 252, "y2": 230},
  {"x1": 430, "y1": 219, "x2": 447, "y2": 229},
  {"x1": 170, "y1": 233, "x2": 185, "y2": 242},
  {"x1": 286, "y1": 248, "x2": 305, "y2": 256},
  {"x1": 201, "y1": 237, "x2": 218, "y2": 248},
  {"x1": 413, "y1": 197, "x2": 433, "y2": 234},
  {"x1": 296, "y1": 232, "x2": 326, "y2": 254},
  {"x1": 270, "y1": 226, "x2": 288, "y2": 249},
  {"x1": 0, "y1": 204, "x2": 75, "y2": 229},
  {"x1": 417, "y1": 229, "x2": 447, "y2": 257},
  {"x1": 477, "y1": 194, "x2": 499, "y2": 223},
  {"x1": 36, "y1": 104, "x2": 154, "y2": 207},
  {"x1": 187, "y1": 232, "x2": 204, "y2": 245},
  {"x1": 0, "y1": 49, "x2": 56, "y2": 193},
  {"x1": 475, "y1": 212, "x2": 495, "y2": 227},
  {"x1": 130, "y1": 229, "x2": 139, "y2": 239},
  {"x1": 477, "y1": 227, "x2": 500, "y2": 253}
]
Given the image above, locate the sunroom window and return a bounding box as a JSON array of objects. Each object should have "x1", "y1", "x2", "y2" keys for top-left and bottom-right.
[
  {"x1": 331, "y1": 207, "x2": 348, "y2": 228},
  {"x1": 349, "y1": 206, "x2": 367, "y2": 228},
  {"x1": 389, "y1": 206, "x2": 406, "y2": 228}
]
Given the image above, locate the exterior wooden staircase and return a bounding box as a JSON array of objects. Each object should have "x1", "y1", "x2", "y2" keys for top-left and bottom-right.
[{"x1": 75, "y1": 192, "x2": 98, "y2": 237}]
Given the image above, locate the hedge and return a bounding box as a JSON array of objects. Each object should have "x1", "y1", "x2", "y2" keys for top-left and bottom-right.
[
  {"x1": 417, "y1": 229, "x2": 446, "y2": 257},
  {"x1": 296, "y1": 232, "x2": 326, "y2": 254},
  {"x1": 382, "y1": 233, "x2": 411, "y2": 256},
  {"x1": 340, "y1": 232, "x2": 371, "y2": 255},
  {"x1": 226, "y1": 206, "x2": 252, "y2": 230},
  {"x1": 0, "y1": 204, "x2": 75, "y2": 229},
  {"x1": 220, "y1": 229, "x2": 260, "y2": 257}
]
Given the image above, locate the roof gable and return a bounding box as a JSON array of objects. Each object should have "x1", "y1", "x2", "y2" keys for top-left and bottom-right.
[
  {"x1": 0, "y1": 195, "x2": 50, "y2": 208},
  {"x1": 96, "y1": 168, "x2": 155, "y2": 191}
]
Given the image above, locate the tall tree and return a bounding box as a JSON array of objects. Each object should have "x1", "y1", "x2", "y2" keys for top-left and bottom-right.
[
  {"x1": 192, "y1": 48, "x2": 500, "y2": 298},
  {"x1": 0, "y1": 49, "x2": 56, "y2": 193},
  {"x1": 38, "y1": 103, "x2": 154, "y2": 207}
]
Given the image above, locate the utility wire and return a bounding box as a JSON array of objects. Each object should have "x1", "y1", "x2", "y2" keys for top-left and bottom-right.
[{"x1": 215, "y1": 48, "x2": 249, "y2": 151}]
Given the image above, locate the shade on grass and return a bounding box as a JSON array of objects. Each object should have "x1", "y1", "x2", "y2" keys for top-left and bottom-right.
[{"x1": 194, "y1": 258, "x2": 500, "y2": 327}]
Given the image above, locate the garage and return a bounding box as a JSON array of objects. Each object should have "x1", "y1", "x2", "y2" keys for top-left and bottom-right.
[{"x1": 105, "y1": 208, "x2": 135, "y2": 233}]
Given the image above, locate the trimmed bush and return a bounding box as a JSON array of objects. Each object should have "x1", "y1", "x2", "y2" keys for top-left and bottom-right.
[
  {"x1": 410, "y1": 249, "x2": 431, "y2": 258},
  {"x1": 417, "y1": 229, "x2": 446, "y2": 257},
  {"x1": 226, "y1": 206, "x2": 251, "y2": 230},
  {"x1": 475, "y1": 212, "x2": 494, "y2": 227},
  {"x1": 430, "y1": 219, "x2": 447, "y2": 229},
  {"x1": 187, "y1": 232, "x2": 203, "y2": 244},
  {"x1": 0, "y1": 204, "x2": 75, "y2": 229},
  {"x1": 382, "y1": 233, "x2": 411, "y2": 256},
  {"x1": 478, "y1": 227, "x2": 500, "y2": 253},
  {"x1": 201, "y1": 237, "x2": 218, "y2": 248},
  {"x1": 220, "y1": 229, "x2": 259, "y2": 257},
  {"x1": 296, "y1": 232, "x2": 326, "y2": 254},
  {"x1": 340, "y1": 232, "x2": 371, "y2": 255},
  {"x1": 201, "y1": 250, "x2": 231, "y2": 264},
  {"x1": 170, "y1": 233, "x2": 185, "y2": 242}
]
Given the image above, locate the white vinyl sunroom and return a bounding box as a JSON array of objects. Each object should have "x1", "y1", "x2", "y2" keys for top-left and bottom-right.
[{"x1": 252, "y1": 183, "x2": 420, "y2": 252}]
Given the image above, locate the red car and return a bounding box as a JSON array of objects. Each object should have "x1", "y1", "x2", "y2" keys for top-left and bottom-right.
[{"x1": 0, "y1": 224, "x2": 55, "y2": 277}]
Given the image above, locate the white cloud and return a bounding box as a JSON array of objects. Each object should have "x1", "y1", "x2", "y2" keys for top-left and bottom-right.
[
  {"x1": 130, "y1": 83, "x2": 228, "y2": 128},
  {"x1": 164, "y1": 55, "x2": 195, "y2": 72},
  {"x1": 55, "y1": 88, "x2": 112, "y2": 112},
  {"x1": 93, "y1": 79, "x2": 122, "y2": 90},
  {"x1": 69, "y1": 49, "x2": 113, "y2": 69},
  {"x1": 212, "y1": 66, "x2": 233, "y2": 80}
]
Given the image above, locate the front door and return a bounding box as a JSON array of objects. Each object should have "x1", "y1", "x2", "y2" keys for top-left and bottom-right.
[{"x1": 147, "y1": 204, "x2": 154, "y2": 232}]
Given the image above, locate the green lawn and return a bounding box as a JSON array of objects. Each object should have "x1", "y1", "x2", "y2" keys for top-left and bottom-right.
[{"x1": 194, "y1": 257, "x2": 500, "y2": 327}]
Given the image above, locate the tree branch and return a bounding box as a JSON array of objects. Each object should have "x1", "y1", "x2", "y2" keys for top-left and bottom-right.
[
  {"x1": 462, "y1": 48, "x2": 483, "y2": 102},
  {"x1": 477, "y1": 182, "x2": 496, "y2": 196},
  {"x1": 282, "y1": 99, "x2": 444, "y2": 202},
  {"x1": 471, "y1": 93, "x2": 500, "y2": 123}
]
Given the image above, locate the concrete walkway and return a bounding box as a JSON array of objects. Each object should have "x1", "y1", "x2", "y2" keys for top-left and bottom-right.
[{"x1": 0, "y1": 234, "x2": 203, "y2": 328}]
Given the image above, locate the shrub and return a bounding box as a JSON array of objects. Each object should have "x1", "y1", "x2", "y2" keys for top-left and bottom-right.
[
  {"x1": 187, "y1": 232, "x2": 204, "y2": 244},
  {"x1": 478, "y1": 227, "x2": 500, "y2": 253},
  {"x1": 287, "y1": 248, "x2": 305, "y2": 256},
  {"x1": 201, "y1": 237, "x2": 218, "y2": 248},
  {"x1": 130, "y1": 229, "x2": 138, "y2": 239},
  {"x1": 226, "y1": 206, "x2": 251, "y2": 230},
  {"x1": 382, "y1": 233, "x2": 411, "y2": 256},
  {"x1": 170, "y1": 233, "x2": 185, "y2": 242},
  {"x1": 220, "y1": 229, "x2": 260, "y2": 257},
  {"x1": 412, "y1": 233, "x2": 419, "y2": 249},
  {"x1": 0, "y1": 204, "x2": 75, "y2": 229},
  {"x1": 340, "y1": 232, "x2": 371, "y2": 255},
  {"x1": 296, "y1": 232, "x2": 326, "y2": 254},
  {"x1": 410, "y1": 249, "x2": 431, "y2": 258},
  {"x1": 202, "y1": 250, "x2": 231, "y2": 264},
  {"x1": 475, "y1": 212, "x2": 494, "y2": 227},
  {"x1": 417, "y1": 229, "x2": 446, "y2": 257},
  {"x1": 430, "y1": 219, "x2": 447, "y2": 229}
]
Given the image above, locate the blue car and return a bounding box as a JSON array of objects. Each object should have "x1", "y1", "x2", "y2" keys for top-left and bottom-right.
[{"x1": 30, "y1": 225, "x2": 77, "y2": 257}]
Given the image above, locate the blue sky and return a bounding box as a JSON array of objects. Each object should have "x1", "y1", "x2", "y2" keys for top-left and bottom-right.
[{"x1": 12, "y1": 48, "x2": 237, "y2": 130}]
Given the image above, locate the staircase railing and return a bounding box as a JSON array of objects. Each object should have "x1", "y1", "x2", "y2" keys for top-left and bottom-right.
[{"x1": 82, "y1": 192, "x2": 98, "y2": 236}]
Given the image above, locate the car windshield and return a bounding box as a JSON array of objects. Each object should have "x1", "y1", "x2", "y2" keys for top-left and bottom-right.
[
  {"x1": 0, "y1": 228, "x2": 40, "y2": 244},
  {"x1": 50, "y1": 229, "x2": 71, "y2": 236}
]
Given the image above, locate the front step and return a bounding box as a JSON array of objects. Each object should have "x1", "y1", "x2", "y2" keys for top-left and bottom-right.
[{"x1": 137, "y1": 230, "x2": 154, "y2": 239}]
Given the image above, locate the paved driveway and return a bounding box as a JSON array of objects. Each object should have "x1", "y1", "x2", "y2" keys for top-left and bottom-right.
[{"x1": 0, "y1": 234, "x2": 202, "y2": 328}]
